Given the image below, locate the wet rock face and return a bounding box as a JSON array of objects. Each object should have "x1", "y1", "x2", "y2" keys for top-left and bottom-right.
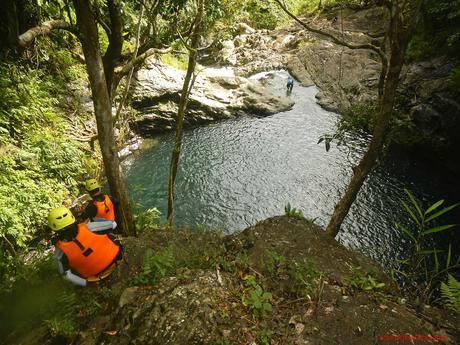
[
  {"x1": 130, "y1": 59, "x2": 294, "y2": 135},
  {"x1": 396, "y1": 58, "x2": 460, "y2": 172}
]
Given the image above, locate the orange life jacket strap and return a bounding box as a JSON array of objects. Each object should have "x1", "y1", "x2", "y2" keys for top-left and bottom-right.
[{"x1": 86, "y1": 258, "x2": 122, "y2": 283}]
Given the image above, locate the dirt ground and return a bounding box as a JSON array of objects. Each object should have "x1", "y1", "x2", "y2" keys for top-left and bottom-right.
[{"x1": 68, "y1": 216, "x2": 460, "y2": 345}]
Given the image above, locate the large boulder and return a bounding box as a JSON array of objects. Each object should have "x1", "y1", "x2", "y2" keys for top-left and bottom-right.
[{"x1": 131, "y1": 59, "x2": 294, "y2": 135}]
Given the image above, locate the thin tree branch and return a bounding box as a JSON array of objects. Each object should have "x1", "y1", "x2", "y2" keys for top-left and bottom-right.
[
  {"x1": 18, "y1": 20, "x2": 77, "y2": 47},
  {"x1": 94, "y1": 2, "x2": 112, "y2": 37},
  {"x1": 112, "y1": 46, "x2": 173, "y2": 90},
  {"x1": 1, "y1": 234, "x2": 17, "y2": 257},
  {"x1": 113, "y1": 0, "x2": 145, "y2": 125},
  {"x1": 166, "y1": 0, "x2": 204, "y2": 227}
]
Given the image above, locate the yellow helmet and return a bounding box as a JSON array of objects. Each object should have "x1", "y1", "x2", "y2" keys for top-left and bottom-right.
[
  {"x1": 48, "y1": 207, "x2": 76, "y2": 231},
  {"x1": 85, "y1": 178, "x2": 101, "y2": 192}
]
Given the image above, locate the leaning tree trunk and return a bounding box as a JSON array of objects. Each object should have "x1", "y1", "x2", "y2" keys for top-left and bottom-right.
[
  {"x1": 73, "y1": 0, "x2": 135, "y2": 236},
  {"x1": 325, "y1": 1, "x2": 421, "y2": 238},
  {"x1": 166, "y1": 0, "x2": 204, "y2": 227}
]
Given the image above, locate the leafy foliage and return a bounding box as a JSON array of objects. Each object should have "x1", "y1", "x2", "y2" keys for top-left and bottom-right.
[
  {"x1": 43, "y1": 291, "x2": 79, "y2": 338},
  {"x1": 288, "y1": 259, "x2": 320, "y2": 296},
  {"x1": 133, "y1": 247, "x2": 175, "y2": 285},
  {"x1": 340, "y1": 102, "x2": 377, "y2": 134},
  {"x1": 134, "y1": 207, "x2": 161, "y2": 231},
  {"x1": 406, "y1": 0, "x2": 460, "y2": 60},
  {"x1": 346, "y1": 266, "x2": 386, "y2": 291},
  {"x1": 0, "y1": 45, "x2": 89, "y2": 290},
  {"x1": 0, "y1": 63, "x2": 60, "y2": 143},
  {"x1": 265, "y1": 250, "x2": 286, "y2": 276},
  {"x1": 440, "y1": 274, "x2": 460, "y2": 314},
  {"x1": 284, "y1": 202, "x2": 304, "y2": 218},
  {"x1": 0, "y1": 253, "x2": 111, "y2": 341},
  {"x1": 241, "y1": 275, "x2": 273, "y2": 317},
  {"x1": 397, "y1": 189, "x2": 460, "y2": 302}
]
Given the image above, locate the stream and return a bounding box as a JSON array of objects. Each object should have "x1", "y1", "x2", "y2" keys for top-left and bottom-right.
[{"x1": 123, "y1": 70, "x2": 460, "y2": 269}]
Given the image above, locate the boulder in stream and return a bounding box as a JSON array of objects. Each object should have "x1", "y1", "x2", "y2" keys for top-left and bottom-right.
[{"x1": 130, "y1": 59, "x2": 294, "y2": 135}]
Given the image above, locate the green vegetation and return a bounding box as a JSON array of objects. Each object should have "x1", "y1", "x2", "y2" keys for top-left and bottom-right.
[
  {"x1": 265, "y1": 250, "x2": 287, "y2": 275},
  {"x1": 257, "y1": 329, "x2": 275, "y2": 345},
  {"x1": 340, "y1": 101, "x2": 377, "y2": 134},
  {"x1": 0, "y1": 45, "x2": 91, "y2": 290},
  {"x1": 440, "y1": 274, "x2": 460, "y2": 314},
  {"x1": 284, "y1": 202, "x2": 304, "y2": 218},
  {"x1": 241, "y1": 275, "x2": 273, "y2": 317},
  {"x1": 346, "y1": 266, "x2": 386, "y2": 291},
  {"x1": 0, "y1": 254, "x2": 113, "y2": 341},
  {"x1": 132, "y1": 247, "x2": 175, "y2": 285},
  {"x1": 406, "y1": 0, "x2": 460, "y2": 60},
  {"x1": 288, "y1": 258, "x2": 320, "y2": 297},
  {"x1": 397, "y1": 189, "x2": 460, "y2": 303},
  {"x1": 264, "y1": 249, "x2": 321, "y2": 298},
  {"x1": 0, "y1": 2, "x2": 459, "y2": 343},
  {"x1": 134, "y1": 207, "x2": 162, "y2": 231},
  {"x1": 160, "y1": 52, "x2": 190, "y2": 70}
]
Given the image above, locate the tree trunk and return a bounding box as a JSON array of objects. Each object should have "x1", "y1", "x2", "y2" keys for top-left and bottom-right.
[
  {"x1": 166, "y1": 0, "x2": 204, "y2": 227},
  {"x1": 325, "y1": 1, "x2": 421, "y2": 238},
  {"x1": 325, "y1": 51, "x2": 404, "y2": 237},
  {"x1": 73, "y1": 0, "x2": 135, "y2": 236},
  {"x1": 103, "y1": 0, "x2": 123, "y2": 97}
]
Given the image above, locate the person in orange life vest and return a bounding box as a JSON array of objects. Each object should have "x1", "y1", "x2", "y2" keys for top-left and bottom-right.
[
  {"x1": 79, "y1": 179, "x2": 117, "y2": 224},
  {"x1": 49, "y1": 207, "x2": 121, "y2": 286}
]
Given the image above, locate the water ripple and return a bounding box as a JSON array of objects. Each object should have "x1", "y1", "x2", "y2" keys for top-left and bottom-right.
[{"x1": 124, "y1": 70, "x2": 460, "y2": 270}]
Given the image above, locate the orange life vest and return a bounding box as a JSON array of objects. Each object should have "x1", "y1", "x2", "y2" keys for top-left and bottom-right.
[
  {"x1": 93, "y1": 194, "x2": 115, "y2": 221},
  {"x1": 56, "y1": 223, "x2": 120, "y2": 279}
]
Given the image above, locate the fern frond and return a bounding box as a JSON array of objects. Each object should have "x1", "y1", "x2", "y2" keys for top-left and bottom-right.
[{"x1": 440, "y1": 274, "x2": 460, "y2": 314}]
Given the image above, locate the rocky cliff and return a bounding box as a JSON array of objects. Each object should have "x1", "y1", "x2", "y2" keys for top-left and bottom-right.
[
  {"x1": 10, "y1": 217, "x2": 457, "y2": 345},
  {"x1": 208, "y1": 6, "x2": 460, "y2": 173}
]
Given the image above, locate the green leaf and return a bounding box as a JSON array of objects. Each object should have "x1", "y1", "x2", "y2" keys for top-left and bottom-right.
[
  {"x1": 415, "y1": 249, "x2": 445, "y2": 255},
  {"x1": 446, "y1": 244, "x2": 452, "y2": 271},
  {"x1": 424, "y1": 199, "x2": 444, "y2": 216},
  {"x1": 397, "y1": 224, "x2": 416, "y2": 243},
  {"x1": 262, "y1": 292, "x2": 272, "y2": 300},
  {"x1": 263, "y1": 303, "x2": 272, "y2": 312},
  {"x1": 254, "y1": 300, "x2": 262, "y2": 309},
  {"x1": 401, "y1": 200, "x2": 421, "y2": 226},
  {"x1": 405, "y1": 189, "x2": 423, "y2": 220},
  {"x1": 421, "y1": 224, "x2": 456, "y2": 236},
  {"x1": 425, "y1": 203, "x2": 460, "y2": 223}
]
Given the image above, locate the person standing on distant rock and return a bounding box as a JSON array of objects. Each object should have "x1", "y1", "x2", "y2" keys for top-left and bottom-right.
[{"x1": 287, "y1": 77, "x2": 294, "y2": 93}]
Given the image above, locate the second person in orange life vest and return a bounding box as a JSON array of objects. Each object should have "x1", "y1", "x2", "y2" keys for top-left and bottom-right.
[
  {"x1": 48, "y1": 207, "x2": 122, "y2": 286},
  {"x1": 79, "y1": 179, "x2": 117, "y2": 224}
]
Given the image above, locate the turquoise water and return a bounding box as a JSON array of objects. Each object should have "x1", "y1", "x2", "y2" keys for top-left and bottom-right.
[{"x1": 123, "y1": 70, "x2": 460, "y2": 269}]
